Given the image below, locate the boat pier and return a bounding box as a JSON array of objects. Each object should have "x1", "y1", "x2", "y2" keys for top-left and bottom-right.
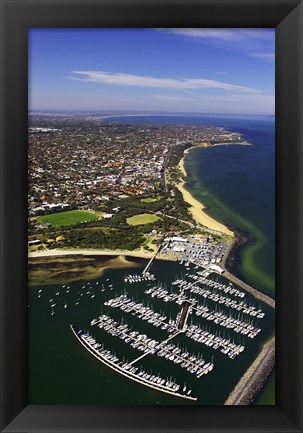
[
  {"x1": 142, "y1": 245, "x2": 162, "y2": 275},
  {"x1": 128, "y1": 331, "x2": 181, "y2": 366},
  {"x1": 177, "y1": 301, "x2": 191, "y2": 331}
]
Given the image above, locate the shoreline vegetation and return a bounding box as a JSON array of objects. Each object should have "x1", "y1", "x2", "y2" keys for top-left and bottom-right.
[{"x1": 176, "y1": 145, "x2": 234, "y2": 237}]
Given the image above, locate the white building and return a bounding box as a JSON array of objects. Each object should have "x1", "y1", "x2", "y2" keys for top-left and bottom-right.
[{"x1": 208, "y1": 264, "x2": 224, "y2": 274}]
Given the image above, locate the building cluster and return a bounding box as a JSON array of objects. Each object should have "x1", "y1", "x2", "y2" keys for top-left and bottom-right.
[
  {"x1": 160, "y1": 235, "x2": 227, "y2": 271},
  {"x1": 28, "y1": 114, "x2": 244, "y2": 216}
]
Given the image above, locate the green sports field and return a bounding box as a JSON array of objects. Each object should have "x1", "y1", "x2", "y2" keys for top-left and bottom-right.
[
  {"x1": 37, "y1": 210, "x2": 96, "y2": 227},
  {"x1": 140, "y1": 197, "x2": 160, "y2": 203},
  {"x1": 126, "y1": 213, "x2": 160, "y2": 226}
]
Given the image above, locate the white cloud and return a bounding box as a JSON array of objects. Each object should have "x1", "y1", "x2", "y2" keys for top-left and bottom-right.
[
  {"x1": 209, "y1": 92, "x2": 275, "y2": 111},
  {"x1": 158, "y1": 28, "x2": 275, "y2": 58},
  {"x1": 150, "y1": 94, "x2": 195, "y2": 102},
  {"x1": 160, "y1": 28, "x2": 273, "y2": 43},
  {"x1": 70, "y1": 70, "x2": 261, "y2": 94},
  {"x1": 250, "y1": 53, "x2": 275, "y2": 63}
]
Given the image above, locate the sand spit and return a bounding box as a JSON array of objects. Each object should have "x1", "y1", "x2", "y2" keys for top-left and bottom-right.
[
  {"x1": 28, "y1": 247, "x2": 175, "y2": 262},
  {"x1": 29, "y1": 248, "x2": 154, "y2": 260},
  {"x1": 28, "y1": 253, "x2": 141, "y2": 286}
]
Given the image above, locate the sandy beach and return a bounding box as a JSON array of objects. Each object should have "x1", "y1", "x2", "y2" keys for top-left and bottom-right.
[
  {"x1": 176, "y1": 148, "x2": 234, "y2": 237},
  {"x1": 28, "y1": 247, "x2": 155, "y2": 260}
]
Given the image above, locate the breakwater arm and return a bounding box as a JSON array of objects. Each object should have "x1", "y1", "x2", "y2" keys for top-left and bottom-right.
[
  {"x1": 225, "y1": 336, "x2": 275, "y2": 405},
  {"x1": 220, "y1": 239, "x2": 275, "y2": 309},
  {"x1": 222, "y1": 268, "x2": 275, "y2": 309}
]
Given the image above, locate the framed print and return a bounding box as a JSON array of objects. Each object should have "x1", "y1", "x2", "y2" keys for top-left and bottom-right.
[{"x1": 0, "y1": 0, "x2": 302, "y2": 432}]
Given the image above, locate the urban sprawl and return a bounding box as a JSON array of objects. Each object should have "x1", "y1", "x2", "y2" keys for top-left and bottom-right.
[{"x1": 29, "y1": 114, "x2": 244, "y2": 215}]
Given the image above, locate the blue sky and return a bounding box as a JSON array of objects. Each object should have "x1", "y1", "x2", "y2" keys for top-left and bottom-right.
[{"x1": 29, "y1": 28, "x2": 275, "y2": 115}]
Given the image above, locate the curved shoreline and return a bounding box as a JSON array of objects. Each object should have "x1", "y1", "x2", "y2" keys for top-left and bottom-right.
[{"x1": 176, "y1": 147, "x2": 234, "y2": 237}]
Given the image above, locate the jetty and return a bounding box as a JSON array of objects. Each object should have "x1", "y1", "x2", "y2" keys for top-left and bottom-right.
[
  {"x1": 142, "y1": 244, "x2": 162, "y2": 275},
  {"x1": 128, "y1": 331, "x2": 181, "y2": 366},
  {"x1": 177, "y1": 301, "x2": 191, "y2": 331}
]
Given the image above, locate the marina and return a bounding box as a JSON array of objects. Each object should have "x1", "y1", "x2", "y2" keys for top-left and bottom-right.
[
  {"x1": 26, "y1": 251, "x2": 271, "y2": 404},
  {"x1": 70, "y1": 324, "x2": 197, "y2": 401},
  {"x1": 28, "y1": 257, "x2": 274, "y2": 405},
  {"x1": 90, "y1": 313, "x2": 214, "y2": 376}
]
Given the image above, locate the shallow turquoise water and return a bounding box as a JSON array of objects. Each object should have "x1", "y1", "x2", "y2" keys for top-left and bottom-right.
[{"x1": 182, "y1": 118, "x2": 275, "y2": 296}]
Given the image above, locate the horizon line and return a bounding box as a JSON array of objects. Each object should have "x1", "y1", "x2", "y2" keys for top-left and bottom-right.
[{"x1": 29, "y1": 109, "x2": 275, "y2": 117}]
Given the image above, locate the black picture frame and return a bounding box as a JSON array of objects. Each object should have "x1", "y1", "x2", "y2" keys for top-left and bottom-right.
[{"x1": 0, "y1": 0, "x2": 302, "y2": 432}]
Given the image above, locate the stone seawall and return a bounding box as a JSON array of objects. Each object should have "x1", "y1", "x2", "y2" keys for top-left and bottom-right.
[
  {"x1": 225, "y1": 336, "x2": 275, "y2": 405},
  {"x1": 221, "y1": 239, "x2": 275, "y2": 310},
  {"x1": 222, "y1": 268, "x2": 275, "y2": 309}
]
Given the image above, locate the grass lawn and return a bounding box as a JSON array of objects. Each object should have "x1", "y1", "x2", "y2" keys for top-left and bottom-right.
[
  {"x1": 37, "y1": 210, "x2": 96, "y2": 227},
  {"x1": 140, "y1": 197, "x2": 160, "y2": 203},
  {"x1": 126, "y1": 213, "x2": 160, "y2": 226}
]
